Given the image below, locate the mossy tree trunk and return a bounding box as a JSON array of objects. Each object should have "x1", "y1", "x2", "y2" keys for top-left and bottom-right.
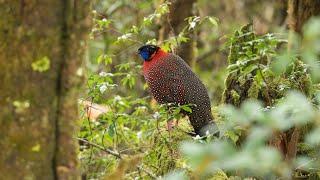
[
  {"x1": 269, "y1": 0, "x2": 320, "y2": 161},
  {"x1": 222, "y1": 0, "x2": 319, "y2": 161},
  {"x1": 0, "y1": 1, "x2": 90, "y2": 179},
  {"x1": 287, "y1": 0, "x2": 320, "y2": 34},
  {"x1": 158, "y1": 0, "x2": 197, "y2": 67}
]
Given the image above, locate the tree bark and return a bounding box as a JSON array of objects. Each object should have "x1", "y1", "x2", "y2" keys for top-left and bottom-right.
[
  {"x1": 158, "y1": 0, "x2": 197, "y2": 67},
  {"x1": 270, "y1": 0, "x2": 320, "y2": 161},
  {"x1": 0, "y1": 1, "x2": 90, "y2": 179},
  {"x1": 222, "y1": 1, "x2": 319, "y2": 161},
  {"x1": 287, "y1": 0, "x2": 320, "y2": 34}
]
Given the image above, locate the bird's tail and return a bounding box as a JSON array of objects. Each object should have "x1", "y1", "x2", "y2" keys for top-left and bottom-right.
[{"x1": 189, "y1": 111, "x2": 219, "y2": 137}]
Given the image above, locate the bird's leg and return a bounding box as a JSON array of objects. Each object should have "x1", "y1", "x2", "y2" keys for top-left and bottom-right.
[
  {"x1": 166, "y1": 110, "x2": 174, "y2": 132},
  {"x1": 166, "y1": 105, "x2": 176, "y2": 132},
  {"x1": 166, "y1": 119, "x2": 175, "y2": 132}
]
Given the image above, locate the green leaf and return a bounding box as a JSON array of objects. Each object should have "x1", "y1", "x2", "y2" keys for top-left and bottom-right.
[
  {"x1": 181, "y1": 106, "x2": 192, "y2": 113},
  {"x1": 97, "y1": 54, "x2": 103, "y2": 64},
  {"x1": 271, "y1": 51, "x2": 295, "y2": 75},
  {"x1": 242, "y1": 64, "x2": 257, "y2": 76},
  {"x1": 146, "y1": 39, "x2": 157, "y2": 45},
  {"x1": 208, "y1": 16, "x2": 218, "y2": 27},
  {"x1": 108, "y1": 124, "x2": 115, "y2": 137},
  {"x1": 97, "y1": 18, "x2": 111, "y2": 29},
  {"x1": 177, "y1": 33, "x2": 189, "y2": 43},
  {"x1": 305, "y1": 128, "x2": 320, "y2": 145},
  {"x1": 121, "y1": 74, "x2": 136, "y2": 88},
  {"x1": 130, "y1": 25, "x2": 139, "y2": 34},
  {"x1": 225, "y1": 130, "x2": 239, "y2": 143},
  {"x1": 158, "y1": 2, "x2": 170, "y2": 15},
  {"x1": 97, "y1": 54, "x2": 111, "y2": 64},
  {"x1": 116, "y1": 63, "x2": 132, "y2": 71},
  {"x1": 244, "y1": 127, "x2": 271, "y2": 150},
  {"x1": 227, "y1": 64, "x2": 239, "y2": 71},
  {"x1": 105, "y1": 55, "x2": 112, "y2": 65},
  {"x1": 143, "y1": 16, "x2": 153, "y2": 26}
]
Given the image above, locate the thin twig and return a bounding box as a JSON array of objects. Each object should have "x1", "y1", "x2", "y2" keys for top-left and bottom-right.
[
  {"x1": 257, "y1": 64, "x2": 272, "y2": 106},
  {"x1": 101, "y1": 127, "x2": 108, "y2": 147},
  {"x1": 87, "y1": 97, "x2": 94, "y2": 164},
  {"x1": 137, "y1": 164, "x2": 157, "y2": 179},
  {"x1": 112, "y1": 117, "x2": 119, "y2": 150},
  {"x1": 77, "y1": 138, "x2": 157, "y2": 179},
  {"x1": 77, "y1": 137, "x2": 121, "y2": 158}
]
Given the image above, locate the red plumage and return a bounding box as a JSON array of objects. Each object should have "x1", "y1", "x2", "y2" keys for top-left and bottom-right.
[{"x1": 141, "y1": 46, "x2": 217, "y2": 136}]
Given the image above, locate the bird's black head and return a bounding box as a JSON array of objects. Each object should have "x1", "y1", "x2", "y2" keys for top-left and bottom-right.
[{"x1": 137, "y1": 45, "x2": 160, "y2": 61}]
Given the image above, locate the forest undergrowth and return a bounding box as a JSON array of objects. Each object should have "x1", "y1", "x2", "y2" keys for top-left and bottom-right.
[{"x1": 78, "y1": 2, "x2": 320, "y2": 179}]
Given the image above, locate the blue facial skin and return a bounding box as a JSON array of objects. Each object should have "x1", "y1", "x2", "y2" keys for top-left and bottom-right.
[
  {"x1": 138, "y1": 45, "x2": 159, "y2": 61},
  {"x1": 139, "y1": 50, "x2": 150, "y2": 61}
]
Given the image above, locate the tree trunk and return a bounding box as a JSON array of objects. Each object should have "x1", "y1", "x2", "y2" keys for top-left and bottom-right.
[
  {"x1": 0, "y1": 1, "x2": 90, "y2": 179},
  {"x1": 270, "y1": 0, "x2": 320, "y2": 161},
  {"x1": 287, "y1": 0, "x2": 320, "y2": 34},
  {"x1": 158, "y1": 0, "x2": 197, "y2": 67},
  {"x1": 222, "y1": 1, "x2": 319, "y2": 161}
]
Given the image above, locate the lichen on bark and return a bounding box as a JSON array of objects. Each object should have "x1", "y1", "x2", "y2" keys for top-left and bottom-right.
[{"x1": 0, "y1": 1, "x2": 90, "y2": 179}]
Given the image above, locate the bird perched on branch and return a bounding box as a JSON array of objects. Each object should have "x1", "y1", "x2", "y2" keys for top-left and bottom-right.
[{"x1": 138, "y1": 44, "x2": 218, "y2": 136}]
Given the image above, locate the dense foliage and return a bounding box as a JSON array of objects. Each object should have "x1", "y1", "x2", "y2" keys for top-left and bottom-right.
[{"x1": 78, "y1": 1, "x2": 320, "y2": 179}]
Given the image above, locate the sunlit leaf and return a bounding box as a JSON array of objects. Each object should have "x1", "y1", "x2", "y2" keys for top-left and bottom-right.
[
  {"x1": 208, "y1": 16, "x2": 218, "y2": 27},
  {"x1": 181, "y1": 105, "x2": 192, "y2": 113}
]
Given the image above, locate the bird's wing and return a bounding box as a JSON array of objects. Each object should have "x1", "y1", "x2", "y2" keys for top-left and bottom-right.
[{"x1": 162, "y1": 54, "x2": 189, "y2": 105}]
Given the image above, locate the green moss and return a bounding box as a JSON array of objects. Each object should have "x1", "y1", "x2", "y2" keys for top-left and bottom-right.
[
  {"x1": 288, "y1": 60, "x2": 313, "y2": 97},
  {"x1": 143, "y1": 127, "x2": 191, "y2": 176},
  {"x1": 222, "y1": 23, "x2": 313, "y2": 108},
  {"x1": 230, "y1": 90, "x2": 240, "y2": 106},
  {"x1": 248, "y1": 80, "x2": 260, "y2": 99}
]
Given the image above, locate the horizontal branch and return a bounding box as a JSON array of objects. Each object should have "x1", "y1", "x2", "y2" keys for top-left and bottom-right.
[
  {"x1": 77, "y1": 137, "x2": 121, "y2": 158},
  {"x1": 77, "y1": 137, "x2": 157, "y2": 178}
]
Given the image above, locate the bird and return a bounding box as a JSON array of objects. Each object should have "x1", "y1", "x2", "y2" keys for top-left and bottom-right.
[{"x1": 137, "y1": 44, "x2": 218, "y2": 136}]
